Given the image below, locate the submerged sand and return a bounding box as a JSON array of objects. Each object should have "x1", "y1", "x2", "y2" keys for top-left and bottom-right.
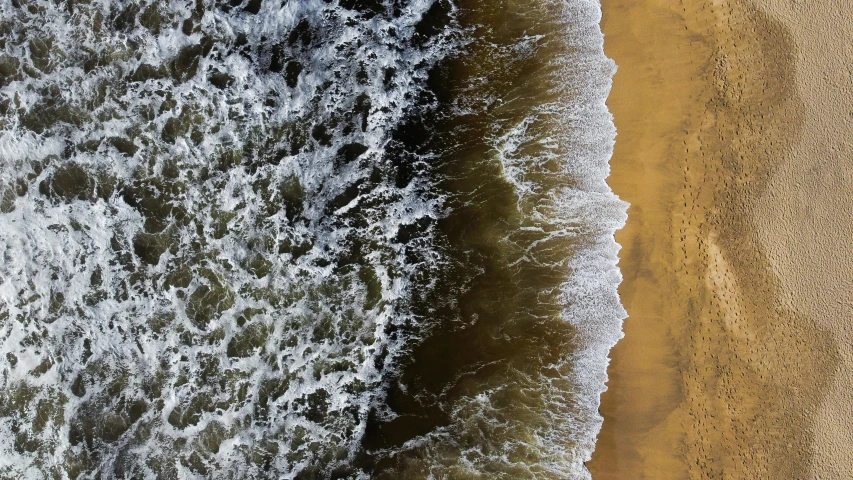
[{"x1": 589, "y1": 0, "x2": 852, "y2": 478}]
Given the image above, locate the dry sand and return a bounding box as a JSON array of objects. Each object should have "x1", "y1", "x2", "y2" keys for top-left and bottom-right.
[{"x1": 587, "y1": 0, "x2": 852, "y2": 478}]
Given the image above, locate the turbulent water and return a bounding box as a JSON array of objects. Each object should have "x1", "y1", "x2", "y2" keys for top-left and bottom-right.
[{"x1": 0, "y1": 0, "x2": 626, "y2": 478}]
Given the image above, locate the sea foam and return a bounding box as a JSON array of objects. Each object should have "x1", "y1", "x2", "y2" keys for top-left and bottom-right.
[{"x1": 0, "y1": 0, "x2": 455, "y2": 476}]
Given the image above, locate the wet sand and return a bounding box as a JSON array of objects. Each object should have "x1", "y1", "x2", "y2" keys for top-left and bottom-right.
[{"x1": 588, "y1": 0, "x2": 851, "y2": 478}]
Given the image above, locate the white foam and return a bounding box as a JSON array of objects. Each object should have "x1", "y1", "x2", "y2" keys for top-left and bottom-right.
[{"x1": 0, "y1": 0, "x2": 458, "y2": 476}]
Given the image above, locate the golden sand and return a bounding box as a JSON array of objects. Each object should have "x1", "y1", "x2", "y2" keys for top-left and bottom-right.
[{"x1": 588, "y1": 0, "x2": 852, "y2": 477}]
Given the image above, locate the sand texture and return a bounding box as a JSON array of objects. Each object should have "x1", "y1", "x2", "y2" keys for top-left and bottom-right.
[
  {"x1": 749, "y1": 0, "x2": 853, "y2": 477},
  {"x1": 588, "y1": 0, "x2": 851, "y2": 478}
]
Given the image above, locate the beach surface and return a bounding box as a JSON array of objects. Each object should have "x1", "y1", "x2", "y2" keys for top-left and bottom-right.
[{"x1": 589, "y1": 0, "x2": 852, "y2": 478}]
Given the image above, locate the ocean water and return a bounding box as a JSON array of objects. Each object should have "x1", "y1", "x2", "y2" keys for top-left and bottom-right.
[{"x1": 0, "y1": 0, "x2": 626, "y2": 478}]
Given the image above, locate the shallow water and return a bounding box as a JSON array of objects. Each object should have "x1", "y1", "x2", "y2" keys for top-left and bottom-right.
[{"x1": 0, "y1": 0, "x2": 625, "y2": 478}]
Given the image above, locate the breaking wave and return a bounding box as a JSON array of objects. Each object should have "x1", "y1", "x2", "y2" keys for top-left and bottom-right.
[{"x1": 0, "y1": 0, "x2": 625, "y2": 478}]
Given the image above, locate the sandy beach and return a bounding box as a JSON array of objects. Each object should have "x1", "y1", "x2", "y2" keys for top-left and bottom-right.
[{"x1": 588, "y1": 0, "x2": 853, "y2": 478}]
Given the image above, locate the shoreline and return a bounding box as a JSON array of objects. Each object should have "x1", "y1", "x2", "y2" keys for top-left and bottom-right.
[{"x1": 589, "y1": 0, "x2": 850, "y2": 477}]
